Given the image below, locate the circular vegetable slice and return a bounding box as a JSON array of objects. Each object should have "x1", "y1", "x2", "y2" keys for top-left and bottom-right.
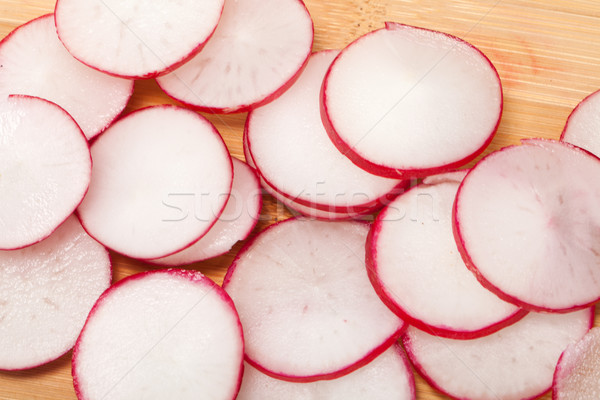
[{"x1": 561, "y1": 89, "x2": 600, "y2": 156}]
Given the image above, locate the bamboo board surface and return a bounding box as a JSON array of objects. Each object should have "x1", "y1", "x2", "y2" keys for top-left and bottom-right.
[{"x1": 1, "y1": 0, "x2": 600, "y2": 399}]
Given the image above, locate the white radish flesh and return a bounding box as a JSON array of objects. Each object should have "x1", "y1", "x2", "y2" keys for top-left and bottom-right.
[
  {"x1": 77, "y1": 105, "x2": 232, "y2": 260},
  {"x1": 72, "y1": 269, "x2": 244, "y2": 400},
  {"x1": 561, "y1": 89, "x2": 600, "y2": 156}
]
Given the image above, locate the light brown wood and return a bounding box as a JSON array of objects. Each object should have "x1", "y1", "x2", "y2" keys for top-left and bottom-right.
[{"x1": 1, "y1": 0, "x2": 599, "y2": 399}]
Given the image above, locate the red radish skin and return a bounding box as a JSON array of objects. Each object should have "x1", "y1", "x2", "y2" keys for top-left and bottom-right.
[
  {"x1": 0, "y1": 95, "x2": 91, "y2": 250},
  {"x1": 156, "y1": 0, "x2": 314, "y2": 113},
  {"x1": 72, "y1": 269, "x2": 244, "y2": 400},
  {"x1": 0, "y1": 215, "x2": 111, "y2": 371},
  {"x1": 321, "y1": 22, "x2": 502, "y2": 179},
  {"x1": 453, "y1": 139, "x2": 600, "y2": 312},
  {"x1": 77, "y1": 105, "x2": 233, "y2": 260},
  {"x1": 560, "y1": 89, "x2": 600, "y2": 156},
  {"x1": 223, "y1": 218, "x2": 405, "y2": 382},
  {"x1": 54, "y1": 0, "x2": 224, "y2": 79}
]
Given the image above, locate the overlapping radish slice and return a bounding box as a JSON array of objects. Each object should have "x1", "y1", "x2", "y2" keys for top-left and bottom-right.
[
  {"x1": 454, "y1": 139, "x2": 600, "y2": 312},
  {"x1": 0, "y1": 215, "x2": 110, "y2": 370},
  {"x1": 77, "y1": 105, "x2": 232, "y2": 260},
  {"x1": 246, "y1": 50, "x2": 404, "y2": 213},
  {"x1": 561, "y1": 89, "x2": 600, "y2": 156},
  {"x1": 223, "y1": 218, "x2": 405, "y2": 381},
  {"x1": 156, "y1": 0, "x2": 313, "y2": 113},
  {"x1": 0, "y1": 95, "x2": 91, "y2": 250},
  {"x1": 553, "y1": 327, "x2": 600, "y2": 399},
  {"x1": 321, "y1": 22, "x2": 502, "y2": 178},
  {"x1": 367, "y1": 170, "x2": 525, "y2": 339},
  {"x1": 55, "y1": 0, "x2": 224, "y2": 79},
  {"x1": 72, "y1": 269, "x2": 244, "y2": 400},
  {"x1": 0, "y1": 14, "x2": 133, "y2": 139},
  {"x1": 404, "y1": 308, "x2": 593, "y2": 400},
  {"x1": 151, "y1": 158, "x2": 262, "y2": 266},
  {"x1": 237, "y1": 344, "x2": 415, "y2": 400}
]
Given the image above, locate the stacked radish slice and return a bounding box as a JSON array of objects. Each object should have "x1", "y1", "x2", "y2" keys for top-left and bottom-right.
[{"x1": 561, "y1": 89, "x2": 600, "y2": 156}]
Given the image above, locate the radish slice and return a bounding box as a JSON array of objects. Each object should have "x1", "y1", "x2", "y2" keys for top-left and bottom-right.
[
  {"x1": 223, "y1": 218, "x2": 405, "y2": 381},
  {"x1": 561, "y1": 89, "x2": 600, "y2": 156},
  {"x1": 321, "y1": 22, "x2": 502, "y2": 178},
  {"x1": 0, "y1": 95, "x2": 91, "y2": 250},
  {"x1": 156, "y1": 0, "x2": 313, "y2": 113},
  {"x1": 0, "y1": 215, "x2": 110, "y2": 371},
  {"x1": 0, "y1": 14, "x2": 133, "y2": 139},
  {"x1": 54, "y1": 0, "x2": 224, "y2": 79},
  {"x1": 72, "y1": 269, "x2": 244, "y2": 400},
  {"x1": 77, "y1": 105, "x2": 233, "y2": 260},
  {"x1": 237, "y1": 344, "x2": 415, "y2": 400},
  {"x1": 553, "y1": 327, "x2": 600, "y2": 399},
  {"x1": 150, "y1": 158, "x2": 262, "y2": 266},
  {"x1": 246, "y1": 50, "x2": 404, "y2": 213},
  {"x1": 404, "y1": 308, "x2": 593, "y2": 400},
  {"x1": 454, "y1": 139, "x2": 600, "y2": 312},
  {"x1": 367, "y1": 170, "x2": 526, "y2": 339}
]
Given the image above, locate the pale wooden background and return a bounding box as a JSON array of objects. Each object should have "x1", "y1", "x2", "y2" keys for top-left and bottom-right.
[{"x1": 1, "y1": 0, "x2": 599, "y2": 398}]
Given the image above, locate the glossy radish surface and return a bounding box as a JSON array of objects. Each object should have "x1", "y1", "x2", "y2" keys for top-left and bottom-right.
[
  {"x1": 454, "y1": 139, "x2": 600, "y2": 312},
  {"x1": 0, "y1": 95, "x2": 91, "y2": 250},
  {"x1": 404, "y1": 308, "x2": 593, "y2": 400},
  {"x1": 0, "y1": 14, "x2": 133, "y2": 139},
  {"x1": 156, "y1": 0, "x2": 313, "y2": 113},
  {"x1": 72, "y1": 269, "x2": 244, "y2": 400},
  {"x1": 561, "y1": 89, "x2": 600, "y2": 156},
  {"x1": 55, "y1": 0, "x2": 224, "y2": 79},
  {"x1": 0, "y1": 216, "x2": 110, "y2": 371},
  {"x1": 151, "y1": 158, "x2": 262, "y2": 266},
  {"x1": 77, "y1": 105, "x2": 232, "y2": 260},
  {"x1": 553, "y1": 327, "x2": 600, "y2": 399},
  {"x1": 223, "y1": 219, "x2": 405, "y2": 381},
  {"x1": 321, "y1": 22, "x2": 502, "y2": 178},
  {"x1": 367, "y1": 171, "x2": 525, "y2": 339},
  {"x1": 237, "y1": 344, "x2": 415, "y2": 400},
  {"x1": 246, "y1": 50, "x2": 403, "y2": 213}
]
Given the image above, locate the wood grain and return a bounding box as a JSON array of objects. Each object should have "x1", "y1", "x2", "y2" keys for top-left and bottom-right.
[{"x1": 1, "y1": 0, "x2": 599, "y2": 399}]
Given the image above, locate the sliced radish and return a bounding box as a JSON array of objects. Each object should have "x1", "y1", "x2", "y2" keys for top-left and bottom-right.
[
  {"x1": 150, "y1": 158, "x2": 262, "y2": 266},
  {"x1": 156, "y1": 0, "x2": 313, "y2": 113},
  {"x1": 237, "y1": 344, "x2": 415, "y2": 400},
  {"x1": 77, "y1": 105, "x2": 232, "y2": 260},
  {"x1": 367, "y1": 170, "x2": 525, "y2": 339},
  {"x1": 553, "y1": 327, "x2": 600, "y2": 399},
  {"x1": 561, "y1": 89, "x2": 600, "y2": 156},
  {"x1": 223, "y1": 218, "x2": 405, "y2": 381},
  {"x1": 246, "y1": 50, "x2": 405, "y2": 213},
  {"x1": 54, "y1": 0, "x2": 224, "y2": 79},
  {"x1": 454, "y1": 139, "x2": 600, "y2": 312},
  {"x1": 321, "y1": 22, "x2": 502, "y2": 178},
  {"x1": 0, "y1": 95, "x2": 91, "y2": 250},
  {"x1": 0, "y1": 14, "x2": 133, "y2": 139},
  {"x1": 0, "y1": 215, "x2": 110, "y2": 370},
  {"x1": 404, "y1": 308, "x2": 593, "y2": 400},
  {"x1": 72, "y1": 269, "x2": 243, "y2": 400}
]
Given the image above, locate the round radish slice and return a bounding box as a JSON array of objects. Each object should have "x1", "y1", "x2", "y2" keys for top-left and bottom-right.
[
  {"x1": 321, "y1": 22, "x2": 502, "y2": 178},
  {"x1": 404, "y1": 308, "x2": 593, "y2": 400},
  {"x1": 367, "y1": 170, "x2": 525, "y2": 339},
  {"x1": 0, "y1": 215, "x2": 110, "y2": 370},
  {"x1": 561, "y1": 89, "x2": 600, "y2": 156},
  {"x1": 553, "y1": 327, "x2": 600, "y2": 399},
  {"x1": 454, "y1": 139, "x2": 600, "y2": 312},
  {"x1": 0, "y1": 95, "x2": 91, "y2": 250},
  {"x1": 77, "y1": 105, "x2": 232, "y2": 260},
  {"x1": 72, "y1": 269, "x2": 243, "y2": 400},
  {"x1": 237, "y1": 344, "x2": 415, "y2": 400},
  {"x1": 151, "y1": 158, "x2": 262, "y2": 266},
  {"x1": 246, "y1": 50, "x2": 404, "y2": 213},
  {"x1": 156, "y1": 0, "x2": 313, "y2": 113},
  {"x1": 55, "y1": 0, "x2": 224, "y2": 79},
  {"x1": 223, "y1": 218, "x2": 405, "y2": 381},
  {"x1": 0, "y1": 14, "x2": 133, "y2": 139}
]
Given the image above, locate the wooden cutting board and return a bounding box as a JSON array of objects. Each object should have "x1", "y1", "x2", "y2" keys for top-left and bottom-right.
[{"x1": 1, "y1": 0, "x2": 599, "y2": 399}]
